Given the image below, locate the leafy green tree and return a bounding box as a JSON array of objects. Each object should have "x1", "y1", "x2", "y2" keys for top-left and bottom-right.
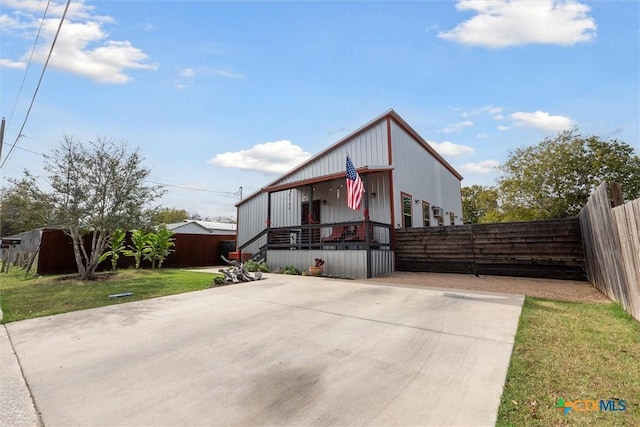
[
  {"x1": 124, "y1": 229, "x2": 152, "y2": 269},
  {"x1": 46, "y1": 136, "x2": 164, "y2": 279},
  {"x1": 0, "y1": 171, "x2": 53, "y2": 236},
  {"x1": 98, "y1": 229, "x2": 126, "y2": 271},
  {"x1": 145, "y1": 225, "x2": 175, "y2": 269},
  {"x1": 151, "y1": 208, "x2": 189, "y2": 225},
  {"x1": 498, "y1": 129, "x2": 640, "y2": 220},
  {"x1": 461, "y1": 185, "x2": 499, "y2": 224},
  {"x1": 209, "y1": 216, "x2": 236, "y2": 224}
]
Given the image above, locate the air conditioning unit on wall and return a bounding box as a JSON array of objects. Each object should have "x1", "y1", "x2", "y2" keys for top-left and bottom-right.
[{"x1": 432, "y1": 206, "x2": 444, "y2": 217}]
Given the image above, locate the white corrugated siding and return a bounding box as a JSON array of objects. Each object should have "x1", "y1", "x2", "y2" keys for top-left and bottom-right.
[
  {"x1": 390, "y1": 121, "x2": 463, "y2": 226},
  {"x1": 268, "y1": 172, "x2": 391, "y2": 226},
  {"x1": 371, "y1": 250, "x2": 395, "y2": 277},
  {"x1": 267, "y1": 250, "x2": 367, "y2": 278},
  {"x1": 270, "y1": 120, "x2": 389, "y2": 186},
  {"x1": 267, "y1": 249, "x2": 393, "y2": 279},
  {"x1": 237, "y1": 192, "x2": 268, "y2": 253}
]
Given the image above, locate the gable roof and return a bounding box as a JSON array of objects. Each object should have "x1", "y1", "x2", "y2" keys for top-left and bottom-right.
[
  {"x1": 237, "y1": 109, "x2": 462, "y2": 207},
  {"x1": 166, "y1": 220, "x2": 237, "y2": 233}
]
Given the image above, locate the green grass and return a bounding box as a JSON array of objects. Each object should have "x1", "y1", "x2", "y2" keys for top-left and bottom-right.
[
  {"x1": 0, "y1": 267, "x2": 220, "y2": 323},
  {"x1": 497, "y1": 297, "x2": 640, "y2": 426}
]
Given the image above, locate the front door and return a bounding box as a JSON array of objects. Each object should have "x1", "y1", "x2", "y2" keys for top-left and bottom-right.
[{"x1": 301, "y1": 200, "x2": 321, "y2": 245}]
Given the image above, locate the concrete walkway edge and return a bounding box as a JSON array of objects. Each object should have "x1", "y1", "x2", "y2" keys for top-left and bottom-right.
[{"x1": 1, "y1": 324, "x2": 42, "y2": 427}]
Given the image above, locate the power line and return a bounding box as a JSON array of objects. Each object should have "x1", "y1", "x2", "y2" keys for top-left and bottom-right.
[
  {"x1": 0, "y1": 0, "x2": 71, "y2": 170},
  {"x1": 145, "y1": 179, "x2": 241, "y2": 198},
  {"x1": 5, "y1": 0, "x2": 52, "y2": 129}
]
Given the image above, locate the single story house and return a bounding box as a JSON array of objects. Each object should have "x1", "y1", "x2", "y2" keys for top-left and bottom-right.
[
  {"x1": 166, "y1": 220, "x2": 237, "y2": 236},
  {"x1": 235, "y1": 109, "x2": 463, "y2": 278}
]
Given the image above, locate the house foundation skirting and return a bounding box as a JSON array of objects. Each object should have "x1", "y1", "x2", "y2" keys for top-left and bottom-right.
[{"x1": 267, "y1": 249, "x2": 394, "y2": 279}]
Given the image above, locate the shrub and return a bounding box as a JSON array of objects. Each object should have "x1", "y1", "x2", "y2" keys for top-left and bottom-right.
[
  {"x1": 274, "y1": 265, "x2": 300, "y2": 275},
  {"x1": 212, "y1": 276, "x2": 227, "y2": 286},
  {"x1": 244, "y1": 260, "x2": 271, "y2": 273}
]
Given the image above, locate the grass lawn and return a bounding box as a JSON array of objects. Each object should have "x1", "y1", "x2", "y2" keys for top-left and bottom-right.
[
  {"x1": 0, "y1": 267, "x2": 220, "y2": 323},
  {"x1": 497, "y1": 297, "x2": 640, "y2": 426}
]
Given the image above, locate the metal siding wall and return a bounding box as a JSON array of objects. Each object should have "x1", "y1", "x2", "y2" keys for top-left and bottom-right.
[
  {"x1": 270, "y1": 190, "x2": 301, "y2": 227},
  {"x1": 390, "y1": 121, "x2": 462, "y2": 227},
  {"x1": 237, "y1": 193, "x2": 268, "y2": 252},
  {"x1": 268, "y1": 250, "x2": 367, "y2": 278},
  {"x1": 371, "y1": 250, "x2": 394, "y2": 277},
  {"x1": 272, "y1": 121, "x2": 389, "y2": 186}
]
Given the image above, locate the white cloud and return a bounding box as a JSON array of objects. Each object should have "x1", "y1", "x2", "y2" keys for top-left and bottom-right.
[
  {"x1": 430, "y1": 141, "x2": 474, "y2": 156},
  {"x1": 215, "y1": 69, "x2": 244, "y2": 79},
  {"x1": 476, "y1": 133, "x2": 488, "y2": 138},
  {"x1": 0, "y1": 58, "x2": 26, "y2": 69},
  {"x1": 498, "y1": 125, "x2": 510, "y2": 131},
  {"x1": 440, "y1": 120, "x2": 473, "y2": 133},
  {"x1": 494, "y1": 114, "x2": 505, "y2": 120},
  {"x1": 461, "y1": 105, "x2": 503, "y2": 118},
  {"x1": 173, "y1": 80, "x2": 187, "y2": 90},
  {"x1": 510, "y1": 111, "x2": 575, "y2": 132},
  {"x1": 209, "y1": 140, "x2": 312, "y2": 175},
  {"x1": 458, "y1": 160, "x2": 500, "y2": 174},
  {"x1": 2, "y1": 0, "x2": 156, "y2": 83},
  {"x1": 481, "y1": 105, "x2": 503, "y2": 115},
  {"x1": 438, "y1": 0, "x2": 597, "y2": 48},
  {"x1": 179, "y1": 68, "x2": 195, "y2": 78}
]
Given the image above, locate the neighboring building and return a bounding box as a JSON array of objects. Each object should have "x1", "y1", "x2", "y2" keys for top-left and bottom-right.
[
  {"x1": 236, "y1": 109, "x2": 463, "y2": 278},
  {"x1": 166, "y1": 220, "x2": 237, "y2": 236}
]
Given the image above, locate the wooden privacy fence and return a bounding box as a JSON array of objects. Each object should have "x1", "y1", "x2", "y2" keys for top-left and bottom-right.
[
  {"x1": 32, "y1": 229, "x2": 235, "y2": 275},
  {"x1": 579, "y1": 183, "x2": 640, "y2": 321},
  {"x1": 395, "y1": 218, "x2": 586, "y2": 281}
]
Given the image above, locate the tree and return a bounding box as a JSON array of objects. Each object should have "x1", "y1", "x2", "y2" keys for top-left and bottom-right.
[
  {"x1": 0, "y1": 171, "x2": 53, "y2": 236},
  {"x1": 46, "y1": 136, "x2": 164, "y2": 279},
  {"x1": 210, "y1": 215, "x2": 236, "y2": 224},
  {"x1": 461, "y1": 185, "x2": 499, "y2": 224},
  {"x1": 151, "y1": 207, "x2": 189, "y2": 225},
  {"x1": 498, "y1": 129, "x2": 640, "y2": 220}
]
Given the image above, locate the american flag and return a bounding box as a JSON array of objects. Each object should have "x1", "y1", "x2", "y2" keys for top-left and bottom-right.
[{"x1": 346, "y1": 156, "x2": 364, "y2": 211}]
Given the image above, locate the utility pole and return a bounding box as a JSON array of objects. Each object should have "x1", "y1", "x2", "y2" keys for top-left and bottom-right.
[{"x1": 0, "y1": 117, "x2": 5, "y2": 162}]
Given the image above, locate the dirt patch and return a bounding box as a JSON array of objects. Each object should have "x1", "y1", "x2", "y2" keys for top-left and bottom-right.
[{"x1": 365, "y1": 272, "x2": 609, "y2": 303}]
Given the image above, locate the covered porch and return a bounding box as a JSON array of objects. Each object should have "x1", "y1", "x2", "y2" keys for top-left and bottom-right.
[{"x1": 238, "y1": 168, "x2": 395, "y2": 278}]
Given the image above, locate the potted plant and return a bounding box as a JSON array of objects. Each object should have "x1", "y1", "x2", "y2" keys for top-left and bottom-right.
[{"x1": 309, "y1": 258, "x2": 325, "y2": 276}]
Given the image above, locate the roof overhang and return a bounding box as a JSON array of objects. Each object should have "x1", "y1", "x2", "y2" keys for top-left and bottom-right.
[{"x1": 262, "y1": 165, "x2": 394, "y2": 194}]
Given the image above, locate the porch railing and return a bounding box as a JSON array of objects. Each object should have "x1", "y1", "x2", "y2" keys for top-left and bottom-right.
[{"x1": 265, "y1": 221, "x2": 392, "y2": 251}]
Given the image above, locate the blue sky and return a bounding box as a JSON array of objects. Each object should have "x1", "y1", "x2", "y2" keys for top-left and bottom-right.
[{"x1": 1, "y1": 0, "x2": 638, "y2": 218}]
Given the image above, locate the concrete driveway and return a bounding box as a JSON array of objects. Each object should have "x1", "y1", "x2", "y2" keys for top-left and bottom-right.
[{"x1": 5, "y1": 274, "x2": 523, "y2": 426}]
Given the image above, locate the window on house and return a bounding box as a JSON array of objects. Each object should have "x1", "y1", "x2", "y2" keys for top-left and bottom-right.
[
  {"x1": 422, "y1": 201, "x2": 431, "y2": 227},
  {"x1": 401, "y1": 192, "x2": 412, "y2": 228},
  {"x1": 449, "y1": 212, "x2": 455, "y2": 225},
  {"x1": 437, "y1": 215, "x2": 444, "y2": 226}
]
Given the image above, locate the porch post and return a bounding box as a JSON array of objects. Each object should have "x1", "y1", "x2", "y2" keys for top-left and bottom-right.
[
  {"x1": 363, "y1": 174, "x2": 372, "y2": 278},
  {"x1": 267, "y1": 192, "x2": 272, "y2": 228},
  {"x1": 308, "y1": 185, "x2": 313, "y2": 249}
]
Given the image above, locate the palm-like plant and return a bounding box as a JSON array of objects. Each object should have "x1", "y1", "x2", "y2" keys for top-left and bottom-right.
[
  {"x1": 124, "y1": 229, "x2": 152, "y2": 269},
  {"x1": 98, "y1": 229, "x2": 126, "y2": 271},
  {"x1": 145, "y1": 225, "x2": 175, "y2": 269}
]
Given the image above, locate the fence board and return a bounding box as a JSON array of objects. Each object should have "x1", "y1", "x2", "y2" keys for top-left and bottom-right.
[
  {"x1": 396, "y1": 218, "x2": 585, "y2": 280},
  {"x1": 578, "y1": 184, "x2": 628, "y2": 303},
  {"x1": 611, "y1": 199, "x2": 640, "y2": 321},
  {"x1": 35, "y1": 229, "x2": 235, "y2": 275}
]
